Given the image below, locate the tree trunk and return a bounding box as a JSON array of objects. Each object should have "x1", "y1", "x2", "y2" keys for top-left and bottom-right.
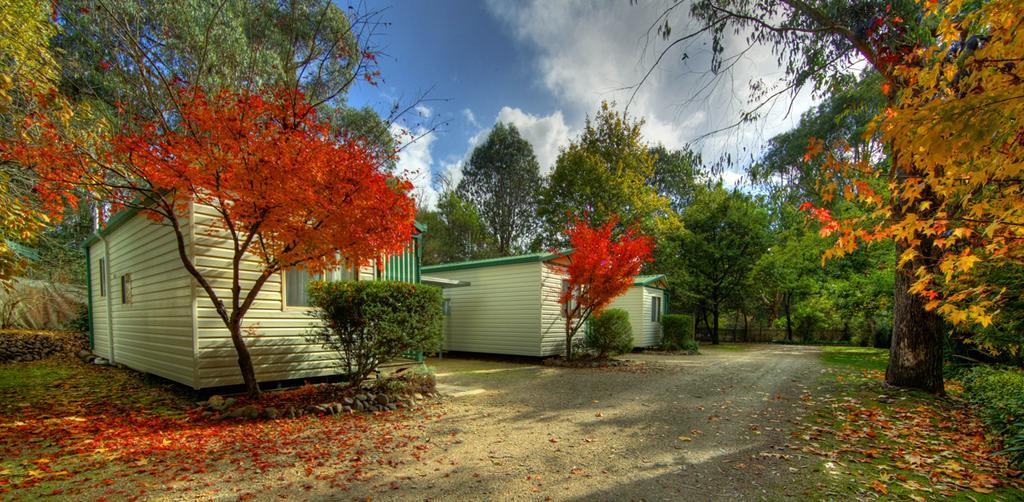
[
  {"x1": 784, "y1": 298, "x2": 793, "y2": 341},
  {"x1": 229, "y1": 322, "x2": 261, "y2": 398},
  {"x1": 711, "y1": 308, "x2": 720, "y2": 345},
  {"x1": 565, "y1": 316, "x2": 574, "y2": 361},
  {"x1": 886, "y1": 243, "x2": 945, "y2": 394}
]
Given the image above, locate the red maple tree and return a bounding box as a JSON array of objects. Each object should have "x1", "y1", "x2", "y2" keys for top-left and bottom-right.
[
  {"x1": 6, "y1": 86, "x2": 416, "y2": 397},
  {"x1": 558, "y1": 218, "x2": 654, "y2": 360}
]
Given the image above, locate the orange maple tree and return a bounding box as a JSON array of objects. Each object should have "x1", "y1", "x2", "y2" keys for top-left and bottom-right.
[
  {"x1": 558, "y1": 218, "x2": 653, "y2": 360},
  {"x1": 4, "y1": 86, "x2": 416, "y2": 397}
]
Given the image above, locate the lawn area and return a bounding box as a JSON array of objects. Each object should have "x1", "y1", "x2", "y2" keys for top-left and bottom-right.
[
  {"x1": 820, "y1": 345, "x2": 889, "y2": 372},
  {"x1": 798, "y1": 346, "x2": 1024, "y2": 500}
]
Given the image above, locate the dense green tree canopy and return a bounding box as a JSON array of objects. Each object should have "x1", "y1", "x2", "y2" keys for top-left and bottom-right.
[
  {"x1": 538, "y1": 102, "x2": 673, "y2": 243},
  {"x1": 674, "y1": 185, "x2": 769, "y2": 344},
  {"x1": 419, "y1": 191, "x2": 496, "y2": 266},
  {"x1": 649, "y1": 145, "x2": 706, "y2": 213}
]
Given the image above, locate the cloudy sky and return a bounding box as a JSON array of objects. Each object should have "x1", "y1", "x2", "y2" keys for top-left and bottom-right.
[{"x1": 347, "y1": 0, "x2": 818, "y2": 207}]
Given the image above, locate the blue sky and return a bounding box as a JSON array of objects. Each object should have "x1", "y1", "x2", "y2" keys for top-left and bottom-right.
[{"x1": 347, "y1": 0, "x2": 818, "y2": 207}]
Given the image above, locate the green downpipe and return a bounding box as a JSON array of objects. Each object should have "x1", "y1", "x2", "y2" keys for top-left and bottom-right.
[{"x1": 84, "y1": 245, "x2": 94, "y2": 348}]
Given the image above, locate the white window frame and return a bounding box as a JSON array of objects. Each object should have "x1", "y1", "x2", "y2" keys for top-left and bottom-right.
[
  {"x1": 120, "y1": 273, "x2": 132, "y2": 305},
  {"x1": 281, "y1": 265, "x2": 357, "y2": 311},
  {"x1": 561, "y1": 279, "x2": 576, "y2": 318},
  {"x1": 98, "y1": 257, "x2": 107, "y2": 297}
]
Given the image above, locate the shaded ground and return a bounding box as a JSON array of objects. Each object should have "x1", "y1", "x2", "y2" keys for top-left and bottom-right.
[{"x1": 340, "y1": 344, "x2": 827, "y2": 500}]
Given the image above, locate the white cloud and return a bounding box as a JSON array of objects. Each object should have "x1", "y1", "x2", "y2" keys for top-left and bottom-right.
[
  {"x1": 391, "y1": 124, "x2": 439, "y2": 208},
  {"x1": 720, "y1": 169, "x2": 746, "y2": 189},
  {"x1": 414, "y1": 104, "x2": 432, "y2": 118},
  {"x1": 434, "y1": 107, "x2": 571, "y2": 197},
  {"x1": 462, "y1": 108, "x2": 479, "y2": 127},
  {"x1": 486, "y1": 0, "x2": 817, "y2": 166},
  {"x1": 494, "y1": 107, "x2": 571, "y2": 174}
]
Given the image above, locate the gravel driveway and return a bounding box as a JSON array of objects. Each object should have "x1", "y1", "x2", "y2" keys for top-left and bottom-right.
[{"x1": 343, "y1": 344, "x2": 825, "y2": 501}]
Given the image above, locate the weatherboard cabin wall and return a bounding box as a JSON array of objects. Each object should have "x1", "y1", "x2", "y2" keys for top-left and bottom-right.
[
  {"x1": 86, "y1": 208, "x2": 197, "y2": 388},
  {"x1": 538, "y1": 259, "x2": 571, "y2": 356},
  {"x1": 423, "y1": 261, "x2": 543, "y2": 356},
  {"x1": 422, "y1": 254, "x2": 572, "y2": 358},
  {"x1": 191, "y1": 202, "x2": 422, "y2": 388},
  {"x1": 609, "y1": 276, "x2": 668, "y2": 348},
  {"x1": 87, "y1": 201, "x2": 423, "y2": 390}
]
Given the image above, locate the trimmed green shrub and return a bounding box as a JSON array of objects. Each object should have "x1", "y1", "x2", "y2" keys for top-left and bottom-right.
[
  {"x1": 585, "y1": 308, "x2": 633, "y2": 358},
  {"x1": 307, "y1": 280, "x2": 443, "y2": 388},
  {"x1": 960, "y1": 366, "x2": 1024, "y2": 466},
  {"x1": 661, "y1": 314, "x2": 696, "y2": 351}
]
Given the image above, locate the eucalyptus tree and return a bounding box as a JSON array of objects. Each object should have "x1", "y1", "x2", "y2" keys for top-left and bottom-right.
[{"x1": 457, "y1": 123, "x2": 543, "y2": 256}]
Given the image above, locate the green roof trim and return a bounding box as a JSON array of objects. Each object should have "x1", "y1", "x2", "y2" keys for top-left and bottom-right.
[
  {"x1": 634, "y1": 274, "x2": 668, "y2": 286},
  {"x1": 422, "y1": 251, "x2": 569, "y2": 273}
]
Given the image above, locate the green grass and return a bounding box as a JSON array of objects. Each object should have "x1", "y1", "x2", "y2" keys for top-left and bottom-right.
[
  {"x1": 0, "y1": 361, "x2": 74, "y2": 389},
  {"x1": 820, "y1": 345, "x2": 889, "y2": 372}
]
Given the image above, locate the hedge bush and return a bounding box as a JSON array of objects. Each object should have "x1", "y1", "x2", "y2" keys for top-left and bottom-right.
[
  {"x1": 585, "y1": 309, "x2": 633, "y2": 358},
  {"x1": 661, "y1": 314, "x2": 696, "y2": 351},
  {"x1": 960, "y1": 365, "x2": 1024, "y2": 467},
  {"x1": 307, "y1": 280, "x2": 443, "y2": 388}
]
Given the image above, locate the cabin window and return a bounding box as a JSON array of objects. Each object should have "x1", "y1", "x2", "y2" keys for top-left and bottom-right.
[
  {"x1": 284, "y1": 265, "x2": 356, "y2": 307},
  {"x1": 98, "y1": 258, "x2": 107, "y2": 297},
  {"x1": 442, "y1": 298, "x2": 451, "y2": 316},
  {"x1": 651, "y1": 296, "x2": 661, "y2": 322},
  {"x1": 560, "y1": 279, "x2": 575, "y2": 317},
  {"x1": 120, "y1": 273, "x2": 131, "y2": 304}
]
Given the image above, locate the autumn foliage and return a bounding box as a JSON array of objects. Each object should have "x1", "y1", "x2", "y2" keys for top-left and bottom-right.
[
  {"x1": 802, "y1": 0, "x2": 1024, "y2": 352},
  {"x1": 558, "y1": 218, "x2": 653, "y2": 359}
]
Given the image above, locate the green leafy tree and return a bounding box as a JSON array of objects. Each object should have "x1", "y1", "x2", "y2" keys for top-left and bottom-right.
[
  {"x1": 649, "y1": 145, "x2": 706, "y2": 212},
  {"x1": 675, "y1": 186, "x2": 769, "y2": 344},
  {"x1": 0, "y1": 0, "x2": 66, "y2": 282},
  {"x1": 56, "y1": 0, "x2": 367, "y2": 119},
  {"x1": 539, "y1": 102, "x2": 673, "y2": 244},
  {"x1": 752, "y1": 227, "x2": 824, "y2": 341},
  {"x1": 457, "y1": 122, "x2": 543, "y2": 256},
  {"x1": 419, "y1": 191, "x2": 496, "y2": 266}
]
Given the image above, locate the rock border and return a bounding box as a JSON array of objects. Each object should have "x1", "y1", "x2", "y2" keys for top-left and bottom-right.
[
  {"x1": 543, "y1": 357, "x2": 631, "y2": 369},
  {"x1": 198, "y1": 387, "x2": 442, "y2": 421}
]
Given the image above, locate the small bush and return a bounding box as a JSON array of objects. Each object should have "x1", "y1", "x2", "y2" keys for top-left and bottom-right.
[
  {"x1": 960, "y1": 365, "x2": 1024, "y2": 467},
  {"x1": 585, "y1": 309, "x2": 633, "y2": 358},
  {"x1": 67, "y1": 304, "x2": 90, "y2": 333},
  {"x1": 661, "y1": 314, "x2": 695, "y2": 351},
  {"x1": 307, "y1": 281, "x2": 443, "y2": 388}
]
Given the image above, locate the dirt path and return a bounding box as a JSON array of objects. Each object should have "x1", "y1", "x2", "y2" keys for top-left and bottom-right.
[{"x1": 342, "y1": 344, "x2": 825, "y2": 501}]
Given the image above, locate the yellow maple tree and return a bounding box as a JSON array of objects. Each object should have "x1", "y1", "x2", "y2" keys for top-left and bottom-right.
[
  {"x1": 810, "y1": 0, "x2": 1023, "y2": 351},
  {"x1": 0, "y1": 0, "x2": 61, "y2": 281}
]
